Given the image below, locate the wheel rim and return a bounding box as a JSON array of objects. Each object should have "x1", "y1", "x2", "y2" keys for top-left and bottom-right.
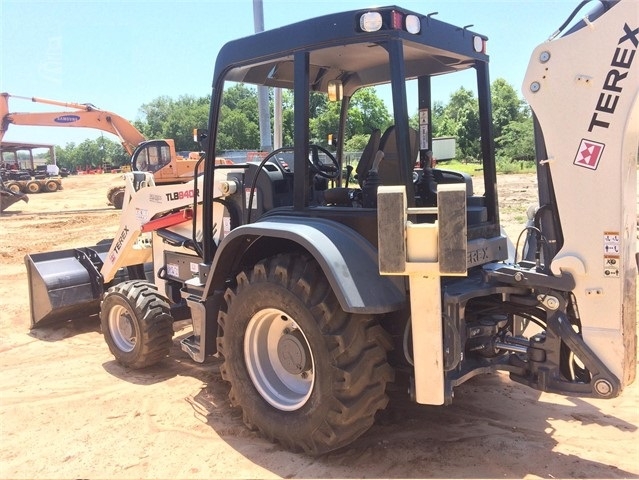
[
  {"x1": 244, "y1": 308, "x2": 315, "y2": 411},
  {"x1": 108, "y1": 304, "x2": 137, "y2": 352}
]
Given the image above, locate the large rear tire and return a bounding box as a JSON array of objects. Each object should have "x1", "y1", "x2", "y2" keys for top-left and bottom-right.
[
  {"x1": 45, "y1": 179, "x2": 59, "y2": 192},
  {"x1": 217, "y1": 253, "x2": 394, "y2": 454},
  {"x1": 100, "y1": 281, "x2": 173, "y2": 369},
  {"x1": 26, "y1": 181, "x2": 41, "y2": 193}
]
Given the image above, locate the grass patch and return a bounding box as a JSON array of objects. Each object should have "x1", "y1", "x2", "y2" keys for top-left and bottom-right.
[{"x1": 436, "y1": 159, "x2": 536, "y2": 175}]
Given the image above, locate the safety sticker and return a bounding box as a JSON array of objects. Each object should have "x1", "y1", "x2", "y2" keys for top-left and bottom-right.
[
  {"x1": 167, "y1": 263, "x2": 179, "y2": 278},
  {"x1": 135, "y1": 208, "x2": 149, "y2": 223},
  {"x1": 603, "y1": 231, "x2": 620, "y2": 278},
  {"x1": 603, "y1": 256, "x2": 620, "y2": 278},
  {"x1": 574, "y1": 138, "x2": 605, "y2": 170},
  {"x1": 603, "y1": 231, "x2": 620, "y2": 254},
  {"x1": 245, "y1": 188, "x2": 258, "y2": 209}
]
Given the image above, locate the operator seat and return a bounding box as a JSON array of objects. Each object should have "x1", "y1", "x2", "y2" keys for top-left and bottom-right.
[
  {"x1": 321, "y1": 129, "x2": 380, "y2": 205},
  {"x1": 374, "y1": 125, "x2": 419, "y2": 185},
  {"x1": 354, "y1": 128, "x2": 381, "y2": 187}
]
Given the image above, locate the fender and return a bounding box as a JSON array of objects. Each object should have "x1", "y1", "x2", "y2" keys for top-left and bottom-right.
[{"x1": 206, "y1": 215, "x2": 407, "y2": 314}]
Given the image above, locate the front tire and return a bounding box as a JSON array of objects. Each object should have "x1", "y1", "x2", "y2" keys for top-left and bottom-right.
[
  {"x1": 100, "y1": 281, "x2": 173, "y2": 368},
  {"x1": 217, "y1": 253, "x2": 394, "y2": 454},
  {"x1": 6, "y1": 182, "x2": 21, "y2": 194}
]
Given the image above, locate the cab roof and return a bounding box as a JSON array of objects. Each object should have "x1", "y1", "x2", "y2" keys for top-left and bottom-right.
[{"x1": 213, "y1": 6, "x2": 489, "y2": 96}]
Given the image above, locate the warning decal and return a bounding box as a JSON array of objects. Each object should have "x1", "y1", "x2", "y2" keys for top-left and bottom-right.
[
  {"x1": 603, "y1": 231, "x2": 620, "y2": 278},
  {"x1": 574, "y1": 139, "x2": 605, "y2": 170}
]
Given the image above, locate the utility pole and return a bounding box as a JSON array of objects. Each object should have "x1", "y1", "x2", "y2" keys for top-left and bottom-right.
[{"x1": 253, "y1": 0, "x2": 273, "y2": 152}]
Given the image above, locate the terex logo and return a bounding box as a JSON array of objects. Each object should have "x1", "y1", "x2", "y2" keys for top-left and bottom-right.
[
  {"x1": 54, "y1": 114, "x2": 81, "y2": 123},
  {"x1": 588, "y1": 23, "x2": 638, "y2": 132},
  {"x1": 467, "y1": 247, "x2": 488, "y2": 267},
  {"x1": 166, "y1": 188, "x2": 198, "y2": 201},
  {"x1": 113, "y1": 226, "x2": 129, "y2": 255}
]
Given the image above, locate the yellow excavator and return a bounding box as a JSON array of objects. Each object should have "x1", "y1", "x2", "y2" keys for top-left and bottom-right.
[{"x1": 0, "y1": 93, "x2": 213, "y2": 208}]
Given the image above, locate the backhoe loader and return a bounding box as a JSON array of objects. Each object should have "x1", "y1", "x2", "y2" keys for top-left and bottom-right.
[
  {"x1": 25, "y1": 0, "x2": 637, "y2": 454},
  {"x1": 0, "y1": 93, "x2": 205, "y2": 208}
]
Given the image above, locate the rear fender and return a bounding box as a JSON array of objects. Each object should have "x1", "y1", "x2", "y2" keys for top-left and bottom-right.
[{"x1": 206, "y1": 216, "x2": 406, "y2": 314}]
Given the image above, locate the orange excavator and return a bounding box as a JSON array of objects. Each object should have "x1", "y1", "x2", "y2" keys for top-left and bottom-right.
[{"x1": 0, "y1": 93, "x2": 219, "y2": 208}]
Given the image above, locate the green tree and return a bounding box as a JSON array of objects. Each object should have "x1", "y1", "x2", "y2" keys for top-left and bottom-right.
[
  {"x1": 308, "y1": 87, "x2": 391, "y2": 147},
  {"x1": 217, "y1": 105, "x2": 260, "y2": 150},
  {"x1": 309, "y1": 99, "x2": 341, "y2": 145},
  {"x1": 445, "y1": 88, "x2": 481, "y2": 160},
  {"x1": 496, "y1": 116, "x2": 535, "y2": 161},
  {"x1": 135, "y1": 95, "x2": 210, "y2": 151},
  {"x1": 429, "y1": 81, "x2": 533, "y2": 162},
  {"x1": 349, "y1": 88, "x2": 392, "y2": 135},
  {"x1": 54, "y1": 138, "x2": 128, "y2": 170},
  {"x1": 135, "y1": 95, "x2": 174, "y2": 139},
  {"x1": 491, "y1": 78, "x2": 525, "y2": 140}
]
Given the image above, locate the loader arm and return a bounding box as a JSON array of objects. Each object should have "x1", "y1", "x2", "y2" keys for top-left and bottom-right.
[
  {"x1": 100, "y1": 171, "x2": 239, "y2": 283},
  {"x1": 0, "y1": 92, "x2": 146, "y2": 155}
]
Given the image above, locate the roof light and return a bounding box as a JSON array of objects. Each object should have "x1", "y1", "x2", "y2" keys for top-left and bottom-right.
[
  {"x1": 473, "y1": 35, "x2": 487, "y2": 54},
  {"x1": 405, "y1": 14, "x2": 421, "y2": 34},
  {"x1": 360, "y1": 12, "x2": 383, "y2": 32}
]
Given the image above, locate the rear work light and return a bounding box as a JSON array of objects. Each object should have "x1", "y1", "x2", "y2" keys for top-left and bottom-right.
[
  {"x1": 473, "y1": 35, "x2": 487, "y2": 54},
  {"x1": 359, "y1": 10, "x2": 421, "y2": 34},
  {"x1": 360, "y1": 12, "x2": 383, "y2": 32}
]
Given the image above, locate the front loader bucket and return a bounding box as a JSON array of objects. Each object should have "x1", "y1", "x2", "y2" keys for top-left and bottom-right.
[
  {"x1": 25, "y1": 244, "x2": 111, "y2": 328},
  {"x1": 0, "y1": 191, "x2": 28, "y2": 212}
]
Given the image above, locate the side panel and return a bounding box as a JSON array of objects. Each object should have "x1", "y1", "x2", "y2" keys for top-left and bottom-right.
[
  {"x1": 207, "y1": 216, "x2": 407, "y2": 314},
  {"x1": 523, "y1": 0, "x2": 638, "y2": 386}
]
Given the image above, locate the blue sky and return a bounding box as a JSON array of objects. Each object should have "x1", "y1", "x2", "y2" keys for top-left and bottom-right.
[{"x1": 1, "y1": 0, "x2": 582, "y2": 147}]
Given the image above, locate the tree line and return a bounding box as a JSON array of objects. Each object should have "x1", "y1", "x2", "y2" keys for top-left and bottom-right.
[{"x1": 55, "y1": 79, "x2": 534, "y2": 170}]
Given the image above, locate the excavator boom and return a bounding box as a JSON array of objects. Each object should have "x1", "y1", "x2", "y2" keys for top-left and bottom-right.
[{"x1": 0, "y1": 92, "x2": 145, "y2": 155}]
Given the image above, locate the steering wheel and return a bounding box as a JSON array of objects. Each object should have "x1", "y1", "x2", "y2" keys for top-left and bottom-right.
[{"x1": 309, "y1": 144, "x2": 340, "y2": 179}]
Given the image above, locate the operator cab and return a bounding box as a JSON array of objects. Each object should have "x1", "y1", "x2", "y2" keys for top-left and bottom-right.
[{"x1": 201, "y1": 6, "x2": 504, "y2": 264}]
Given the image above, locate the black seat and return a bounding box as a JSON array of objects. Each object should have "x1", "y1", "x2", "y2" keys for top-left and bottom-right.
[
  {"x1": 355, "y1": 128, "x2": 381, "y2": 187},
  {"x1": 374, "y1": 125, "x2": 419, "y2": 185}
]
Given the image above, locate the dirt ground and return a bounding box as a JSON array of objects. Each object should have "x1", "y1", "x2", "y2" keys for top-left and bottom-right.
[{"x1": 0, "y1": 173, "x2": 637, "y2": 479}]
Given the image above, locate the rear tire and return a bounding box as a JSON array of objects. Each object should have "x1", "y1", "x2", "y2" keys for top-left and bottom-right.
[
  {"x1": 217, "y1": 253, "x2": 394, "y2": 454},
  {"x1": 45, "y1": 180, "x2": 59, "y2": 192},
  {"x1": 106, "y1": 186, "x2": 125, "y2": 209},
  {"x1": 100, "y1": 281, "x2": 173, "y2": 369},
  {"x1": 26, "y1": 181, "x2": 41, "y2": 193}
]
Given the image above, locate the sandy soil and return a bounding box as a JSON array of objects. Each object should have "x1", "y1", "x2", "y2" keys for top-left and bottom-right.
[{"x1": 0, "y1": 173, "x2": 637, "y2": 479}]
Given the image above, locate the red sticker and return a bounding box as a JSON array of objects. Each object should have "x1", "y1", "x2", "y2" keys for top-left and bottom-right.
[{"x1": 574, "y1": 139, "x2": 605, "y2": 170}]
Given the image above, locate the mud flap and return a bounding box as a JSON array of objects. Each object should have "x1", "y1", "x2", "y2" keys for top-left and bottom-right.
[{"x1": 25, "y1": 244, "x2": 111, "y2": 328}]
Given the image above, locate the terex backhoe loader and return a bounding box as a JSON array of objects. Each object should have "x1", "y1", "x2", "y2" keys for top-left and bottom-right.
[
  {"x1": 0, "y1": 93, "x2": 205, "y2": 208},
  {"x1": 25, "y1": 0, "x2": 637, "y2": 454}
]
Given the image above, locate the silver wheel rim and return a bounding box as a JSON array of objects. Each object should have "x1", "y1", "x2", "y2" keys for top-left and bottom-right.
[
  {"x1": 244, "y1": 308, "x2": 315, "y2": 411},
  {"x1": 108, "y1": 304, "x2": 137, "y2": 352}
]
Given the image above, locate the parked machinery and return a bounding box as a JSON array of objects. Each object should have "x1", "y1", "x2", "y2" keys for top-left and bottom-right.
[{"x1": 25, "y1": 1, "x2": 637, "y2": 454}]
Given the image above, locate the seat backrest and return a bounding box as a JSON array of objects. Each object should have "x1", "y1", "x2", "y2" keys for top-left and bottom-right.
[
  {"x1": 376, "y1": 125, "x2": 418, "y2": 185},
  {"x1": 355, "y1": 129, "x2": 381, "y2": 187}
]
